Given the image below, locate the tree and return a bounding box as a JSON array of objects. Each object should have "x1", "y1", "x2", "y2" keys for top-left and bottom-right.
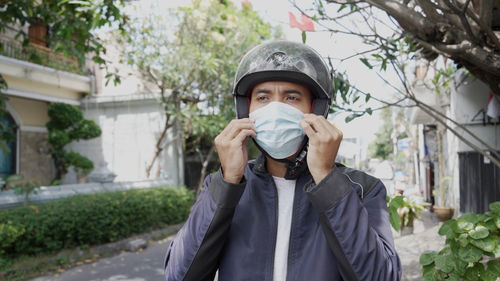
[
  {"x1": 0, "y1": 0, "x2": 127, "y2": 151},
  {"x1": 319, "y1": 0, "x2": 500, "y2": 96},
  {"x1": 46, "y1": 103, "x2": 101, "y2": 181},
  {"x1": 291, "y1": 0, "x2": 500, "y2": 168},
  {"x1": 369, "y1": 107, "x2": 394, "y2": 160},
  {"x1": 121, "y1": 0, "x2": 281, "y2": 191}
]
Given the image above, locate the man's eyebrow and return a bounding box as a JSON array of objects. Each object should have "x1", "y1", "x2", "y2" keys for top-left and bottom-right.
[
  {"x1": 254, "y1": 88, "x2": 271, "y2": 94},
  {"x1": 284, "y1": 89, "x2": 303, "y2": 95}
]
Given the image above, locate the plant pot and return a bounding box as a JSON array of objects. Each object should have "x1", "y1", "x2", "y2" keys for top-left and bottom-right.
[
  {"x1": 433, "y1": 206, "x2": 454, "y2": 222},
  {"x1": 77, "y1": 175, "x2": 88, "y2": 184},
  {"x1": 400, "y1": 226, "x2": 414, "y2": 236}
]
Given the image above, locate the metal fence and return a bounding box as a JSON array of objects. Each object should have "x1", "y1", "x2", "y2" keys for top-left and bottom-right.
[
  {"x1": 0, "y1": 35, "x2": 86, "y2": 75},
  {"x1": 459, "y1": 151, "x2": 500, "y2": 213}
]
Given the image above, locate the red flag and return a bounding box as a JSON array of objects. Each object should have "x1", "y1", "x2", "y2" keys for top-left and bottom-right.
[
  {"x1": 289, "y1": 12, "x2": 315, "y2": 31},
  {"x1": 486, "y1": 92, "x2": 500, "y2": 119}
]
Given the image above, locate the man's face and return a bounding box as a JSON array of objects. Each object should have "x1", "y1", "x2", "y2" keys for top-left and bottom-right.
[{"x1": 249, "y1": 81, "x2": 312, "y2": 114}]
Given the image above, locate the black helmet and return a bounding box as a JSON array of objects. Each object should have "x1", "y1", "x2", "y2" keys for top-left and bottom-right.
[
  {"x1": 233, "y1": 40, "x2": 333, "y2": 119},
  {"x1": 232, "y1": 41, "x2": 334, "y2": 179}
]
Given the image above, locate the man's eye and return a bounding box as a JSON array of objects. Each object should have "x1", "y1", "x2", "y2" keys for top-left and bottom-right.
[
  {"x1": 286, "y1": 96, "x2": 298, "y2": 101},
  {"x1": 256, "y1": 96, "x2": 268, "y2": 101}
]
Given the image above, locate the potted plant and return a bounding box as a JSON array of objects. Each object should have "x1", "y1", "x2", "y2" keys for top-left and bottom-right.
[
  {"x1": 433, "y1": 176, "x2": 455, "y2": 222},
  {"x1": 387, "y1": 195, "x2": 430, "y2": 235},
  {"x1": 66, "y1": 151, "x2": 94, "y2": 184},
  {"x1": 433, "y1": 131, "x2": 455, "y2": 222},
  {"x1": 419, "y1": 201, "x2": 500, "y2": 281}
]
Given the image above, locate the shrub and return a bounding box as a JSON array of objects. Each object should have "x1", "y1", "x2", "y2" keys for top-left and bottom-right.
[
  {"x1": 387, "y1": 195, "x2": 429, "y2": 231},
  {"x1": 46, "y1": 102, "x2": 102, "y2": 180},
  {"x1": 419, "y1": 201, "x2": 500, "y2": 281},
  {"x1": 0, "y1": 187, "x2": 194, "y2": 258}
]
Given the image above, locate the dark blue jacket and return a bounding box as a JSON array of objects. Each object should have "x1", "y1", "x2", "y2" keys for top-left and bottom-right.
[{"x1": 164, "y1": 155, "x2": 401, "y2": 281}]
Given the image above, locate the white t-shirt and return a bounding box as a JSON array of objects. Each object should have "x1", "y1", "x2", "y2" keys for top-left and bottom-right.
[{"x1": 272, "y1": 176, "x2": 296, "y2": 281}]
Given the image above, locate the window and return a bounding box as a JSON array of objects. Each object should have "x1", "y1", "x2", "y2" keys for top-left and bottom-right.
[{"x1": 0, "y1": 113, "x2": 17, "y2": 178}]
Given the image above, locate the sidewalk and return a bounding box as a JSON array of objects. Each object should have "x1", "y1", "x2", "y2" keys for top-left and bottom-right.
[
  {"x1": 28, "y1": 211, "x2": 444, "y2": 281},
  {"x1": 394, "y1": 210, "x2": 446, "y2": 281}
]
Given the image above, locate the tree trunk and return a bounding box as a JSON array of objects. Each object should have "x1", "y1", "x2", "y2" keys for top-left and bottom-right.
[
  {"x1": 145, "y1": 116, "x2": 171, "y2": 178},
  {"x1": 195, "y1": 145, "x2": 215, "y2": 197}
]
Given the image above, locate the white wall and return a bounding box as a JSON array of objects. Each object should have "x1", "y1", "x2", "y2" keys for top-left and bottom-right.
[
  {"x1": 64, "y1": 95, "x2": 184, "y2": 186},
  {"x1": 443, "y1": 71, "x2": 500, "y2": 212}
]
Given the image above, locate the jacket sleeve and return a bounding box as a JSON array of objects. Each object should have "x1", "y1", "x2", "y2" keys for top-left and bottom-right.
[
  {"x1": 304, "y1": 168, "x2": 401, "y2": 281},
  {"x1": 164, "y1": 169, "x2": 246, "y2": 281}
]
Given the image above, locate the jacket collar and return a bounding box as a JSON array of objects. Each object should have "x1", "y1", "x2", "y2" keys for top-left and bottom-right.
[{"x1": 251, "y1": 153, "x2": 309, "y2": 179}]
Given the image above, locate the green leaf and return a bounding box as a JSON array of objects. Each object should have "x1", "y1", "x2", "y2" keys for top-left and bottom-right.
[
  {"x1": 422, "y1": 264, "x2": 438, "y2": 281},
  {"x1": 454, "y1": 258, "x2": 468, "y2": 276},
  {"x1": 464, "y1": 263, "x2": 484, "y2": 281},
  {"x1": 365, "y1": 93, "x2": 371, "y2": 102},
  {"x1": 380, "y1": 59, "x2": 387, "y2": 71},
  {"x1": 434, "y1": 254, "x2": 455, "y2": 273},
  {"x1": 489, "y1": 201, "x2": 500, "y2": 214},
  {"x1": 438, "y1": 246, "x2": 451, "y2": 255},
  {"x1": 470, "y1": 236, "x2": 495, "y2": 253},
  {"x1": 469, "y1": 225, "x2": 489, "y2": 239},
  {"x1": 345, "y1": 114, "x2": 362, "y2": 123},
  {"x1": 438, "y1": 220, "x2": 456, "y2": 240},
  {"x1": 454, "y1": 219, "x2": 474, "y2": 233},
  {"x1": 447, "y1": 272, "x2": 460, "y2": 281},
  {"x1": 458, "y1": 233, "x2": 469, "y2": 247},
  {"x1": 390, "y1": 195, "x2": 405, "y2": 208},
  {"x1": 359, "y1": 58, "x2": 373, "y2": 69},
  {"x1": 389, "y1": 205, "x2": 401, "y2": 232},
  {"x1": 353, "y1": 95, "x2": 360, "y2": 104},
  {"x1": 460, "y1": 212, "x2": 480, "y2": 224},
  {"x1": 458, "y1": 244, "x2": 483, "y2": 263},
  {"x1": 419, "y1": 251, "x2": 437, "y2": 266},
  {"x1": 484, "y1": 260, "x2": 500, "y2": 280},
  {"x1": 366, "y1": 107, "x2": 372, "y2": 115},
  {"x1": 301, "y1": 31, "x2": 307, "y2": 44}
]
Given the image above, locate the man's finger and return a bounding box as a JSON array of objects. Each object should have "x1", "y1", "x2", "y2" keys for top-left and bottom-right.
[
  {"x1": 233, "y1": 129, "x2": 256, "y2": 144},
  {"x1": 304, "y1": 114, "x2": 333, "y2": 136},
  {"x1": 300, "y1": 119, "x2": 318, "y2": 138},
  {"x1": 222, "y1": 119, "x2": 256, "y2": 139}
]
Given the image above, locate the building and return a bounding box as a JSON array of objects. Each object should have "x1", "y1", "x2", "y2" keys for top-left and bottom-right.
[
  {"x1": 407, "y1": 60, "x2": 500, "y2": 214},
  {"x1": 0, "y1": 23, "x2": 183, "y2": 187}
]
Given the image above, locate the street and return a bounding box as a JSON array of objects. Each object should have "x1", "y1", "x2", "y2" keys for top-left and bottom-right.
[{"x1": 29, "y1": 210, "x2": 444, "y2": 281}]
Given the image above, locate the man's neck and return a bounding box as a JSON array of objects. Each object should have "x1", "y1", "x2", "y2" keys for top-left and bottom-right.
[{"x1": 266, "y1": 156, "x2": 294, "y2": 178}]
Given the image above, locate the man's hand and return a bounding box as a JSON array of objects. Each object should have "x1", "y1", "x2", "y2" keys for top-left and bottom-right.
[
  {"x1": 214, "y1": 119, "x2": 256, "y2": 184},
  {"x1": 300, "y1": 114, "x2": 343, "y2": 183}
]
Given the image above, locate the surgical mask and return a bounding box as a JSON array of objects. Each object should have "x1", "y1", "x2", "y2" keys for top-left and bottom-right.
[{"x1": 249, "y1": 102, "x2": 306, "y2": 159}]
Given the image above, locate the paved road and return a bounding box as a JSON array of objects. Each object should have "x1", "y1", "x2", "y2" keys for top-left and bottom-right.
[
  {"x1": 29, "y1": 211, "x2": 444, "y2": 281},
  {"x1": 29, "y1": 238, "x2": 172, "y2": 281}
]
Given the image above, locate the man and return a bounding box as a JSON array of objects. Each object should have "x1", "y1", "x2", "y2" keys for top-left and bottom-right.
[{"x1": 164, "y1": 40, "x2": 401, "y2": 281}]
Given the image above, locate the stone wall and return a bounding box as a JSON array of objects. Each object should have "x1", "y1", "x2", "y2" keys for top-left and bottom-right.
[
  {"x1": 19, "y1": 131, "x2": 53, "y2": 185},
  {"x1": 0, "y1": 178, "x2": 173, "y2": 210}
]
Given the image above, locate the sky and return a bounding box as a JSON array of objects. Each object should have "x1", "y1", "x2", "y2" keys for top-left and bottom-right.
[{"x1": 136, "y1": 0, "x2": 402, "y2": 161}]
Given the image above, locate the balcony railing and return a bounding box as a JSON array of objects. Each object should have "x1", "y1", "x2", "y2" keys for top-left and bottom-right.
[{"x1": 0, "y1": 35, "x2": 86, "y2": 76}]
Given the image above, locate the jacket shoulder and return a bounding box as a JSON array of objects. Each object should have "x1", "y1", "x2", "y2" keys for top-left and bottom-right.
[{"x1": 334, "y1": 163, "x2": 381, "y2": 198}]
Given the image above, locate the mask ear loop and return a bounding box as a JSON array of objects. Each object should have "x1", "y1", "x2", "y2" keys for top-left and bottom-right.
[
  {"x1": 246, "y1": 87, "x2": 254, "y2": 115},
  {"x1": 285, "y1": 96, "x2": 314, "y2": 179}
]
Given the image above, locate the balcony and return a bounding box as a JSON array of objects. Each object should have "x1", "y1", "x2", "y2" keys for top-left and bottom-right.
[{"x1": 0, "y1": 35, "x2": 86, "y2": 76}]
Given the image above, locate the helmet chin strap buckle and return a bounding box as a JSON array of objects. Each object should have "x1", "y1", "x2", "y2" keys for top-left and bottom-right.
[{"x1": 284, "y1": 144, "x2": 308, "y2": 180}]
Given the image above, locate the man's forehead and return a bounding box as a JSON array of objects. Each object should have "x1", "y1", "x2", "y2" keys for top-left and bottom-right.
[{"x1": 253, "y1": 81, "x2": 309, "y2": 91}]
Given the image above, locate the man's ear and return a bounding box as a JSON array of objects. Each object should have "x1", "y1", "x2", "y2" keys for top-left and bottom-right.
[{"x1": 310, "y1": 99, "x2": 315, "y2": 113}]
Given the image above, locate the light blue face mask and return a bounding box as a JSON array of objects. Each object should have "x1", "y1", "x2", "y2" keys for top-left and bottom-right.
[{"x1": 249, "y1": 102, "x2": 306, "y2": 159}]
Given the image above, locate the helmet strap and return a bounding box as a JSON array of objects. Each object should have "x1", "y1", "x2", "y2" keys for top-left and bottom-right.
[{"x1": 251, "y1": 137, "x2": 309, "y2": 179}]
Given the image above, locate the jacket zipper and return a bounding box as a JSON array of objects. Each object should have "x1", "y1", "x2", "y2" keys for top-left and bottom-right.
[
  {"x1": 268, "y1": 177, "x2": 279, "y2": 281},
  {"x1": 285, "y1": 180, "x2": 299, "y2": 281}
]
